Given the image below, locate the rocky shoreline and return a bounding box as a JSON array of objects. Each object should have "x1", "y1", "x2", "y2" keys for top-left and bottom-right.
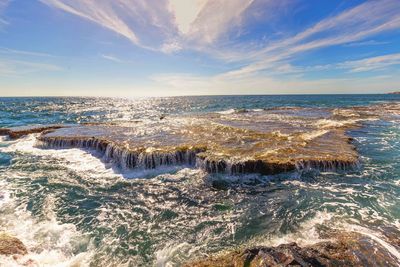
[{"x1": 185, "y1": 231, "x2": 400, "y2": 267}]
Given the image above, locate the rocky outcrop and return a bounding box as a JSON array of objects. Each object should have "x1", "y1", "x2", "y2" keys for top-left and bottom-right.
[
  {"x1": 0, "y1": 128, "x2": 10, "y2": 136},
  {"x1": 185, "y1": 232, "x2": 400, "y2": 267},
  {"x1": 0, "y1": 232, "x2": 27, "y2": 256},
  {"x1": 0, "y1": 125, "x2": 65, "y2": 139},
  {"x1": 36, "y1": 135, "x2": 206, "y2": 170},
  {"x1": 37, "y1": 133, "x2": 359, "y2": 175},
  {"x1": 2, "y1": 107, "x2": 364, "y2": 175}
]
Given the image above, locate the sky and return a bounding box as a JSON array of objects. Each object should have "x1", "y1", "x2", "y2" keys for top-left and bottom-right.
[{"x1": 0, "y1": 0, "x2": 400, "y2": 96}]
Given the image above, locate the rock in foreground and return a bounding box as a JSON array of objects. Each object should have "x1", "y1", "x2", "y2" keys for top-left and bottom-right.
[
  {"x1": 0, "y1": 232, "x2": 27, "y2": 256},
  {"x1": 0, "y1": 125, "x2": 65, "y2": 139},
  {"x1": 186, "y1": 232, "x2": 400, "y2": 267}
]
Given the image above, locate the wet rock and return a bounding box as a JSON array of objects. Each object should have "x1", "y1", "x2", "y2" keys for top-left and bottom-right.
[
  {"x1": 185, "y1": 243, "x2": 351, "y2": 267},
  {"x1": 1, "y1": 125, "x2": 65, "y2": 139},
  {"x1": 185, "y1": 232, "x2": 400, "y2": 267},
  {"x1": 0, "y1": 128, "x2": 10, "y2": 136},
  {"x1": 32, "y1": 106, "x2": 367, "y2": 175},
  {"x1": 0, "y1": 232, "x2": 27, "y2": 255}
]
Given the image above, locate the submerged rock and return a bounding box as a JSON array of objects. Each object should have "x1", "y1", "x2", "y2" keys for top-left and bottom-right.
[
  {"x1": 0, "y1": 232, "x2": 27, "y2": 255},
  {"x1": 185, "y1": 232, "x2": 400, "y2": 267}
]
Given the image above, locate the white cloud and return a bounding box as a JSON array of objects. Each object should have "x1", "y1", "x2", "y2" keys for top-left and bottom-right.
[
  {"x1": 0, "y1": 47, "x2": 54, "y2": 57},
  {"x1": 0, "y1": 59, "x2": 62, "y2": 76},
  {"x1": 32, "y1": 0, "x2": 400, "y2": 96},
  {"x1": 160, "y1": 40, "x2": 182, "y2": 54},
  {"x1": 280, "y1": 53, "x2": 400, "y2": 74},
  {"x1": 38, "y1": 0, "x2": 400, "y2": 60},
  {"x1": 150, "y1": 70, "x2": 400, "y2": 96},
  {"x1": 40, "y1": 0, "x2": 280, "y2": 52},
  {"x1": 40, "y1": 0, "x2": 177, "y2": 51},
  {"x1": 217, "y1": 0, "x2": 400, "y2": 78},
  {"x1": 101, "y1": 54, "x2": 124, "y2": 63},
  {"x1": 168, "y1": 0, "x2": 207, "y2": 35},
  {"x1": 41, "y1": 0, "x2": 140, "y2": 45},
  {"x1": 185, "y1": 0, "x2": 254, "y2": 44},
  {"x1": 0, "y1": 47, "x2": 61, "y2": 76},
  {"x1": 339, "y1": 53, "x2": 400, "y2": 73},
  {"x1": 0, "y1": 0, "x2": 10, "y2": 26}
]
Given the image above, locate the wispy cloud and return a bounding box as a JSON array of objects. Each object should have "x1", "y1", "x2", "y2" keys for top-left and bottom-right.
[
  {"x1": 150, "y1": 71, "x2": 400, "y2": 96},
  {"x1": 101, "y1": 54, "x2": 124, "y2": 63},
  {"x1": 268, "y1": 53, "x2": 400, "y2": 75},
  {"x1": 40, "y1": 0, "x2": 177, "y2": 51},
  {"x1": 0, "y1": 0, "x2": 10, "y2": 26},
  {"x1": 344, "y1": 40, "x2": 389, "y2": 47},
  {"x1": 0, "y1": 59, "x2": 62, "y2": 76},
  {"x1": 0, "y1": 47, "x2": 55, "y2": 57},
  {"x1": 338, "y1": 53, "x2": 400, "y2": 73},
  {"x1": 219, "y1": 0, "x2": 400, "y2": 78},
  {"x1": 40, "y1": 0, "x2": 281, "y2": 52},
  {"x1": 184, "y1": 0, "x2": 254, "y2": 44},
  {"x1": 0, "y1": 47, "x2": 61, "y2": 76},
  {"x1": 168, "y1": 0, "x2": 207, "y2": 35}
]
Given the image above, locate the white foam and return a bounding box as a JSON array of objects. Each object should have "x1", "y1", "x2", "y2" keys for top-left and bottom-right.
[
  {"x1": 315, "y1": 119, "x2": 355, "y2": 129},
  {"x1": 216, "y1": 109, "x2": 235, "y2": 115},
  {"x1": 341, "y1": 223, "x2": 400, "y2": 263},
  {"x1": 300, "y1": 130, "x2": 329, "y2": 141},
  {"x1": 0, "y1": 190, "x2": 10, "y2": 209},
  {"x1": 0, "y1": 134, "x2": 122, "y2": 181},
  {"x1": 259, "y1": 211, "x2": 335, "y2": 247},
  {"x1": 155, "y1": 242, "x2": 191, "y2": 267},
  {"x1": 0, "y1": 194, "x2": 93, "y2": 267}
]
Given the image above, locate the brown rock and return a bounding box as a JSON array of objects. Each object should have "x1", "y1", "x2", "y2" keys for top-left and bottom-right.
[
  {"x1": 6, "y1": 125, "x2": 65, "y2": 139},
  {"x1": 185, "y1": 232, "x2": 400, "y2": 267},
  {"x1": 0, "y1": 232, "x2": 28, "y2": 255}
]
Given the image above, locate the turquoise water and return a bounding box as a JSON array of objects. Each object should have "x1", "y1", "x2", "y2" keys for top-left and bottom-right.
[{"x1": 0, "y1": 95, "x2": 400, "y2": 266}]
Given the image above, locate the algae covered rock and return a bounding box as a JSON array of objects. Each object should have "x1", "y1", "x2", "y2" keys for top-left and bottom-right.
[
  {"x1": 185, "y1": 232, "x2": 400, "y2": 267},
  {"x1": 185, "y1": 242, "x2": 351, "y2": 267},
  {"x1": 0, "y1": 232, "x2": 27, "y2": 255}
]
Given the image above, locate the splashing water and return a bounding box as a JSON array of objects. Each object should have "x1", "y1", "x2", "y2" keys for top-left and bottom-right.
[{"x1": 0, "y1": 95, "x2": 400, "y2": 266}]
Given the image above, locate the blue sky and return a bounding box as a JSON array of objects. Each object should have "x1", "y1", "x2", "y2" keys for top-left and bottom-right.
[{"x1": 0, "y1": 0, "x2": 400, "y2": 96}]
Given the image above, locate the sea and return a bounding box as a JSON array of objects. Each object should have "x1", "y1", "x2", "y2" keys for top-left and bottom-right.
[{"x1": 0, "y1": 95, "x2": 399, "y2": 266}]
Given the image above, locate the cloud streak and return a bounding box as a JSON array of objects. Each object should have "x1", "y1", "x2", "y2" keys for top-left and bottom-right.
[
  {"x1": 0, "y1": 0, "x2": 10, "y2": 26},
  {"x1": 219, "y1": 0, "x2": 400, "y2": 78},
  {"x1": 185, "y1": 0, "x2": 254, "y2": 44},
  {"x1": 101, "y1": 54, "x2": 125, "y2": 63},
  {"x1": 0, "y1": 47, "x2": 55, "y2": 57},
  {"x1": 339, "y1": 53, "x2": 400, "y2": 73},
  {"x1": 40, "y1": 0, "x2": 280, "y2": 52},
  {"x1": 0, "y1": 47, "x2": 61, "y2": 76},
  {"x1": 40, "y1": 0, "x2": 177, "y2": 51},
  {"x1": 0, "y1": 59, "x2": 62, "y2": 76}
]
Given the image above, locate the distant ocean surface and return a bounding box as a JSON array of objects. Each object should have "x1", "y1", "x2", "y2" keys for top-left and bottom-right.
[
  {"x1": 2, "y1": 94, "x2": 400, "y2": 127},
  {"x1": 1, "y1": 95, "x2": 400, "y2": 266}
]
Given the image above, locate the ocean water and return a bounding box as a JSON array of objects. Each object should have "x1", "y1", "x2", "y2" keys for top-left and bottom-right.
[{"x1": 0, "y1": 95, "x2": 400, "y2": 266}]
